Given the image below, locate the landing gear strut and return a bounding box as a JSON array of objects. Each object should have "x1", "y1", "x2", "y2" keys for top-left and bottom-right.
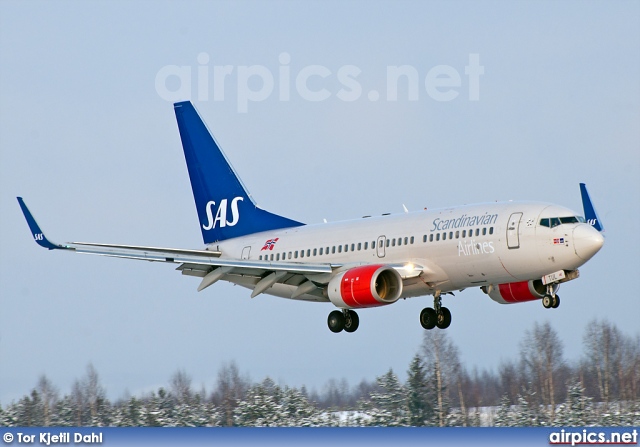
[
  {"x1": 542, "y1": 284, "x2": 560, "y2": 309},
  {"x1": 420, "y1": 291, "x2": 451, "y2": 330},
  {"x1": 327, "y1": 309, "x2": 359, "y2": 333}
]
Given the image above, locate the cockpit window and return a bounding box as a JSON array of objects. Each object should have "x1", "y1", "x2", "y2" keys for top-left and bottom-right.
[{"x1": 540, "y1": 216, "x2": 585, "y2": 228}]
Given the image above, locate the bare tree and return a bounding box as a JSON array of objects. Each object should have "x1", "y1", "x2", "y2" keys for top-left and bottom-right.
[
  {"x1": 498, "y1": 360, "x2": 521, "y2": 404},
  {"x1": 619, "y1": 334, "x2": 640, "y2": 403},
  {"x1": 37, "y1": 375, "x2": 58, "y2": 426},
  {"x1": 82, "y1": 364, "x2": 106, "y2": 424},
  {"x1": 170, "y1": 369, "x2": 194, "y2": 405},
  {"x1": 320, "y1": 378, "x2": 352, "y2": 409},
  {"x1": 69, "y1": 379, "x2": 85, "y2": 425},
  {"x1": 211, "y1": 361, "x2": 249, "y2": 426},
  {"x1": 519, "y1": 321, "x2": 565, "y2": 422},
  {"x1": 583, "y1": 320, "x2": 640, "y2": 408},
  {"x1": 421, "y1": 330, "x2": 462, "y2": 426}
]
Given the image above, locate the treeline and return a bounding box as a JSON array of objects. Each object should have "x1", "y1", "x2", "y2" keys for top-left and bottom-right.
[{"x1": 1, "y1": 319, "x2": 638, "y2": 427}]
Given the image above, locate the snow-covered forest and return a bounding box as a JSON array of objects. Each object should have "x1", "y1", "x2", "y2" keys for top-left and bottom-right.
[{"x1": 2, "y1": 319, "x2": 638, "y2": 427}]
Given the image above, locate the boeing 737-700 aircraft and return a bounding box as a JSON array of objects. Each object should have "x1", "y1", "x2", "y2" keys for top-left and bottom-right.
[{"x1": 18, "y1": 101, "x2": 605, "y2": 333}]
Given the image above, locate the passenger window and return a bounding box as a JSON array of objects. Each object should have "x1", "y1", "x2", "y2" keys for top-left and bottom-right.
[
  {"x1": 276, "y1": 253, "x2": 280, "y2": 261},
  {"x1": 357, "y1": 242, "x2": 361, "y2": 251},
  {"x1": 313, "y1": 248, "x2": 317, "y2": 256},
  {"x1": 397, "y1": 238, "x2": 401, "y2": 246},
  {"x1": 288, "y1": 252, "x2": 292, "y2": 259},
  {"x1": 319, "y1": 247, "x2": 323, "y2": 255},
  {"x1": 462, "y1": 230, "x2": 466, "y2": 238},
  {"x1": 332, "y1": 246, "x2": 336, "y2": 254},
  {"x1": 300, "y1": 250, "x2": 304, "y2": 258},
  {"x1": 294, "y1": 251, "x2": 298, "y2": 259},
  {"x1": 436, "y1": 233, "x2": 440, "y2": 241},
  {"x1": 364, "y1": 242, "x2": 368, "y2": 250},
  {"x1": 482, "y1": 228, "x2": 487, "y2": 236},
  {"x1": 371, "y1": 241, "x2": 375, "y2": 248},
  {"x1": 423, "y1": 235, "x2": 427, "y2": 243},
  {"x1": 326, "y1": 246, "x2": 329, "y2": 254},
  {"x1": 410, "y1": 236, "x2": 414, "y2": 244},
  {"x1": 351, "y1": 243, "x2": 355, "y2": 251},
  {"x1": 338, "y1": 245, "x2": 342, "y2": 253},
  {"x1": 386, "y1": 239, "x2": 390, "y2": 247},
  {"x1": 443, "y1": 232, "x2": 447, "y2": 241},
  {"x1": 270, "y1": 254, "x2": 274, "y2": 261},
  {"x1": 489, "y1": 227, "x2": 494, "y2": 235},
  {"x1": 430, "y1": 234, "x2": 434, "y2": 242},
  {"x1": 344, "y1": 244, "x2": 349, "y2": 252},
  {"x1": 307, "y1": 249, "x2": 311, "y2": 257},
  {"x1": 259, "y1": 255, "x2": 262, "y2": 260},
  {"x1": 475, "y1": 229, "x2": 480, "y2": 236},
  {"x1": 455, "y1": 231, "x2": 459, "y2": 239}
]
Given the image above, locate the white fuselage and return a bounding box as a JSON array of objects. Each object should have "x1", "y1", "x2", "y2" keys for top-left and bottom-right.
[{"x1": 209, "y1": 201, "x2": 602, "y2": 303}]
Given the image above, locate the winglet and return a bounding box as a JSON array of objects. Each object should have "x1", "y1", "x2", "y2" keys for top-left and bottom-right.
[
  {"x1": 579, "y1": 183, "x2": 604, "y2": 232},
  {"x1": 17, "y1": 197, "x2": 67, "y2": 250}
]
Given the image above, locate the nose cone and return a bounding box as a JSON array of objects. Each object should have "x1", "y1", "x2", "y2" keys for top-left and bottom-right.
[{"x1": 573, "y1": 224, "x2": 604, "y2": 261}]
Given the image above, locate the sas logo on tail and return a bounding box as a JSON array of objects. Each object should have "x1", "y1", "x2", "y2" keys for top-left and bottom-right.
[{"x1": 202, "y1": 197, "x2": 243, "y2": 230}]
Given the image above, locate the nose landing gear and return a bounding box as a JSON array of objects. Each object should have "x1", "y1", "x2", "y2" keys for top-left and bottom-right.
[
  {"x1": 542, "y1": 284, "x2": 560, "y2": 309},
  {"x1": 542, "y1": 294, "x2": 560, "y2": 309},
  {"x1": 420, "y1": 291, "x2": 451, "y2": 330}
]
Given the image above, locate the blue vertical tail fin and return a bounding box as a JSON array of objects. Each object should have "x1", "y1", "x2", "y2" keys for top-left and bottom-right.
[
  {"x1": 174, "y1": 101, "x2": 304, "y2": 244},
  {"x1": 579, "y1": 183, "x2": 604, "y2": 232}
]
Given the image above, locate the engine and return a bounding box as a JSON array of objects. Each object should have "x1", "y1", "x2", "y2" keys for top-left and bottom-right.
[
  {"x1": 483, "y1": 279, "x2": 555, "y2": 304},
  {"x1": 327, "y1": 264, "x2": 403, "y2": 309}
]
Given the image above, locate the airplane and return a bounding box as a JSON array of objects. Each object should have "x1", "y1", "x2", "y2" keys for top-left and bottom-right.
[{"x1": 18, "y1": 101, "x2": 605, "y2": 333}]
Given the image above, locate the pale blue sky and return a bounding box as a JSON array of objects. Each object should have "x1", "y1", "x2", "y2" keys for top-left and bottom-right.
[{"x1": 1, "y1": 1, "x2": 639, "y2": 403}]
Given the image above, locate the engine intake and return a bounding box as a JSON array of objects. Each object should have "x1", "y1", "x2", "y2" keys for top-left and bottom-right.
[{"x1": 327, "y1": 264, "x2": 403, "y2": 309}]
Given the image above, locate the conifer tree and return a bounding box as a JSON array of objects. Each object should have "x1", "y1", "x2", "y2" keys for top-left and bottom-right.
[
  {"x1": 366, "y1": 369, "x2": 407, "y2": 426},
  {"x1": 406, "y1": 354, "x2": 433, "y2": 426},
  {"x1": 555, "y1": 379, "x2": 593, "y2": 426},
  {"x1": 494, "y1": 394, "x2": 514, "y2": 427}
]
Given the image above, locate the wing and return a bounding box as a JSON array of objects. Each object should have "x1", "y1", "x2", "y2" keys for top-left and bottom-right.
[
  {"x1": 17, "y1": 197, "x2": 333, "y2": 295},
  {"x1": 18, "y1": 198, "x2": 431, "y2": 299}
]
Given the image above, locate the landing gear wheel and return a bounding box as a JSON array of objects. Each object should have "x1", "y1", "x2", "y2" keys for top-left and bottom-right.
[
  {"x1": 344, "y1": 310, "x2": 360, "y2": 333},
  {"x1": 551, "y1": 295, "x2": 560, "y2": 309},
  {"x1": 436, "y1": 307, "x2": 452, "y2": 329},
  {"x1": 327, "y1": 310, "x2": 345, "y2": 333},
  {"x1": 420, "y1": 307, "x2": 437, "y2": 330},
  {"x1": 542, "y1": 295, "x2": 553, "y2": 309}
]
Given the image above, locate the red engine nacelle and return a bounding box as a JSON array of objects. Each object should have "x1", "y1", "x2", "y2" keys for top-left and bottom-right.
[
  {"x1": 327, "y1": 264, "x2": 403, "y2": 309},
  {"x1": 484, "y1": 280, "x2": 554, "y2": 304}
]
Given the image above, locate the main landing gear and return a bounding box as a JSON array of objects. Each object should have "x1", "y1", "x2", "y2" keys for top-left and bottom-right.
[
  {"x1": 327, "y1": 309, "x2": 360, "y2": 333},
  {"x1": 420, "y1": 292, "x2": 451, "y2": 330},
  {"x1": 542, "y1": 284, "x2": 560, "y2": 309}
]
